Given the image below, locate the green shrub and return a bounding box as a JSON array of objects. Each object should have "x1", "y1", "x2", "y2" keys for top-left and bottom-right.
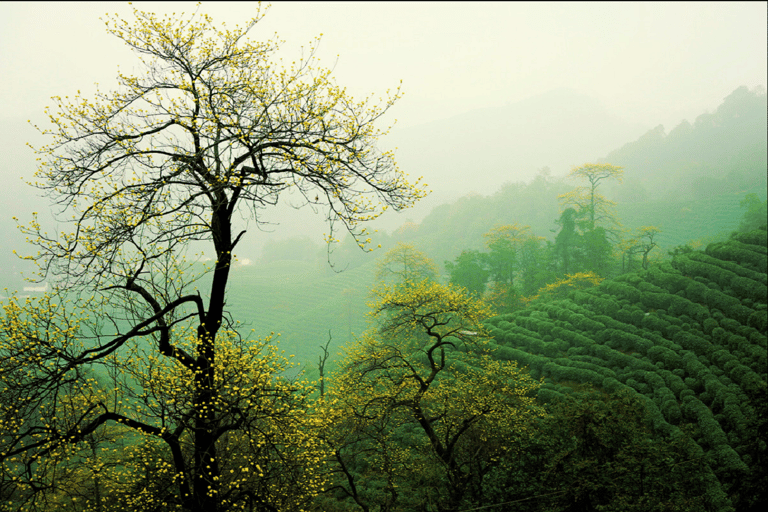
[
  {"x1": 647, "y1": 345, "x2": 683, "y2": 368},
  {"x1": 640, "y1": 291, "x2": 673, "y2": 311},
  {"x1": 748, "y1": 309, "x2": 767, "y2": 331},
  {"x1": 702, "y1": 317, "x2": 719, "y2": 334},
  {"x1": 663, "y1": 372, "x2": 688, "y2": 397},
  {"x1": 602, "y1": 280, "x2": 642, "y2": 303},
  {"x1": 601, "y1": 377, "x2": 625, "y2": 393},
  {"x1": 731, "y1": 228, "x2": 768, "y2": 247},
  {"x1": 674, "y1": 330, "x2": 713, "y2": 357},
  {"x1": 688, "y1": 251, "x2": 767, "y2": 285},
  {"x1": 647, "y1": 265, "x2": 690, "y2": 294},
  {"x1": 662, "y1": 399, "x2": 683, "y2": 424},
  {"x1": 685, "y1": 377, "x2": 703, "y2": 393},
  {"x1": 629, "y1": 308, "x2": 646, "y2": 326},
  {"x1": 665, "y1": 323, "x2": 683, "y2": 339},
  {"x1": 707, "y1": 240, "x2": 768, "y2": 271},
  {"x1": 586, "y1": 294, "x2": 621, "y2": 316}
]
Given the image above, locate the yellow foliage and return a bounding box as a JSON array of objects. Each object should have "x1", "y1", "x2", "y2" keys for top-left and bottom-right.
[
  {"x1": 374, "y1": 242, "x2": 439, "y2": 287},
  {"x1": 619, "y1": 225, "x2": 662, "y2": 270},
  {"x1": 319, "y1": 281, "x2": 544, "y2": 509},
  {"x1": 483, "y1": 223, "x2": 538, "y2": 248},
  {"x1": 0, "y1": 294, "x2": 329, "y2": 511},
  {"x1": 22, "y1": 2, "x2": 427, "y2": 285},
  {"x1": 567, "y1": 162, "x2": 624, "y2": 185},
  {"x1": 7, "y1": 2, "x2": 429, "y2": 509},
  {"x1": 369, "y1": 279, "x2": 495, "y2": 344},
  {"x1": 558, "y1": 163, "x2": 624, "y2": 232},
  {"x1": 523, "y1": 271, "x2": 604, "y2": 304}
]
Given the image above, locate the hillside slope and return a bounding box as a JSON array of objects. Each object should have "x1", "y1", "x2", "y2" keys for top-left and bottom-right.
[{"x1": 485, "y1": 228, "x2": 767, "y2": 511}]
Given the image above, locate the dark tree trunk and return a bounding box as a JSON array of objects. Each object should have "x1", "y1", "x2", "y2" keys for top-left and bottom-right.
[{"x1": 190, "y1": 199, "x2": 233, "y2": 512}]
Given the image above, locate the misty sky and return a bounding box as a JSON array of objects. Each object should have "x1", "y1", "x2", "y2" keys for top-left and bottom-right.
[
  {"x1": 2, "y1": 2, "x2": 765, "y2": 129},
  {"x1": 0, "y1": 1, "x2": 766, "y2": 262}
]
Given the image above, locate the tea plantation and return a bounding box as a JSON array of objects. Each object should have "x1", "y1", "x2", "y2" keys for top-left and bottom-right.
[{"x1": 483, "y1": 228, "x2": 767, "y2": 510}]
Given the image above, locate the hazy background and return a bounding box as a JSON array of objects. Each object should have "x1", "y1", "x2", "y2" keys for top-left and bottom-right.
[{"x1": 1, "y1": 1, "x2": 766, "y2": 283}]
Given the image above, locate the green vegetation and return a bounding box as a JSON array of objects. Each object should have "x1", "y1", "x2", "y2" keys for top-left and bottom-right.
[
  {"x1": 0, "y1": 4, "x2": 765, "y2": 512},
  {"x1": 0, "y1": 6, "x2": 425, "y2": 512},
  {"x1": 311, "y1": 226, "x2": 766, "y2": 511},
  {"x1": 481, "y1": 228, "x2": 767, "y2": 511},
  {"x1": 320, "y1": 275, "x2": 544, "y2": 511}
]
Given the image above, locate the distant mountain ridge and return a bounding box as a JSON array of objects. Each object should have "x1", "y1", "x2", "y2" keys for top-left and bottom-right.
[
  {"x1": 380, "y1": 88, "x2": 646, "y2": 225},
  {"x1": 368, "y1": 85, "x2": 767, "y2": 267},
  {"x1": 600, "y1": 85, "x2": 767, "y2": 202}
]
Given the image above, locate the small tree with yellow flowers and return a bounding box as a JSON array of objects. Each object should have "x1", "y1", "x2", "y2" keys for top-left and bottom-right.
[
  {"x1": 0, "y1": 277, "x2": 330, "y2": 512},
  {"x1": 521, "y1": 271, "x2": 604, "y2": 305},
  {"x1": 558, "y1": 163, "x2": 624, "y2": 233},
  {"x1": 375, "y1": 242, "x2": 440, "y2": 288},
  {"x1": 557, "y1": 163, "x2": 624, "y2": 275},
  {"x1": 1, "y1": 4, "x2": 425, "y2": 512},
  {"x1": 320, "y1": 280, "x2": 543, "y2": 511}
]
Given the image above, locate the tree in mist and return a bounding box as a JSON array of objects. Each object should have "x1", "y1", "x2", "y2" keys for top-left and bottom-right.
[
  {"x1": 482, "y1": 224, "x2": 545, "y2": 311},
  {"x1": 554, "y1": 207, "x2": 579, "y2": 275},
  {"x1": 737, "y1": 193, "x2": 768, "y2": 233},
  {"x1": 375, "y1": 242, "x2": 439, "y2": 288},
  {"x1": 556, "y1": 164, "x2": 624, "y2": 276},
  {"x1": 620, "y1": 225, "x2": 661, "y2": 272},
  {"x1": 559, "y1": 163, "x2": 624, "y2": 234},
  {"x1": 1, "y1": 5, "x2": 425, "y2": 512},
  {"x1": 320, "y1": 279, "x2": 543, "y2": 511},
  {"x1": 445, "y1": 249, "x2": 489, "y2": 298}
]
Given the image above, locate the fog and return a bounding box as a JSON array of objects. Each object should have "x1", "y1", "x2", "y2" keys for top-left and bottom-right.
[
  {"x1": 1, "y1": 1, "x2": 765, "y2": 276},
  {"x1": 0, "y1": 7, "x2": 766, "y2": 506}
]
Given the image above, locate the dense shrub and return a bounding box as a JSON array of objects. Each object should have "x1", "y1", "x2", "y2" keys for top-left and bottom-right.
[
  {"x1": 748, "y1": 309, "x2": 767, "y2": 331},
  {"x1": 647, "y1": 345, "x2": 683, "y2": 368},
  {"x1": 602, "y1": 280, "x2": 642, "y2": 303},
  {"x1": 674, "y1": 330, "x2": 713, "y2": 357},
  {"x1": 730, "y1": 229, "x2": 767, "y2": 247},
  {"x1": 646, "y1": 264, "x2": 690, "y2": 294},
  {"x1": 640, "y1": 311, "x2": 670, "y2": 333},
  {"x1": 662, "y1": 371, "x2": 688, "y2": 397},
  {"x1": 707, "y1": 240, "x2": 768, "y2": 272}
]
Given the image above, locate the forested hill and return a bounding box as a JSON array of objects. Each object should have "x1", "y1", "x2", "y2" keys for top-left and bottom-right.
[
  {"x1": 600, "y1": 85, "x2": 767, "y2": 203},
  {"x1": 482, "y1": 228, "x2": 767, "y2": 511},
  {"x1": 326, "y1": 86, "x2": 766, "y2": 274}
]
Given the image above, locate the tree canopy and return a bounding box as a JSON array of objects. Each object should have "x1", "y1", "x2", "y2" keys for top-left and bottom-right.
[{"x1": 321, "y1": 279, "x2": 543, "y2": 511}]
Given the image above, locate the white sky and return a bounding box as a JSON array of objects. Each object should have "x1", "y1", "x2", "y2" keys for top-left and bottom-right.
[{"x1": 1, "y1": 1, "x2": 765, "y2": 129}]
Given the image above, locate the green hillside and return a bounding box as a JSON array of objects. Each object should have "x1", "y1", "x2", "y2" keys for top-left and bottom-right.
[
  {"x1": 230, "y1": 187, "x2": 759, "y2": 369},
  {"x1": 154, "y1": 86, "x2": 767, "y2": 374},
  {"x1": 217, "y1": 258, "x2": 378, "y2": 365},
  {"x1": 482, "y1": 228, "x2": 767, "y2": 511},
  {"x1": 602, "y1": 86, "x2": 767, "y2": 202},
  {"x1": 616, "y1": 190, "x2": 762, "y2": 251}
]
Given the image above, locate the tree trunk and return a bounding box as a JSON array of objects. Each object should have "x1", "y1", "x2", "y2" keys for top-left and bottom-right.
[{"x1": 190, "y1": 201, "x2": 233, "y2": 512}]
